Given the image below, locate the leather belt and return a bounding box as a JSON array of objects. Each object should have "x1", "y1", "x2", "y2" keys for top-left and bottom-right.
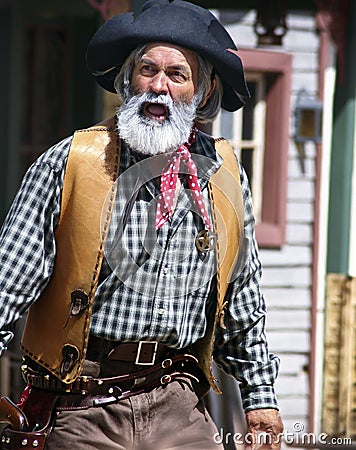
[
  {"x1": 22, "y1": 354, "x2": 201, "y2": 411},
  {"x1": 87, "y1": 336, "x2": 177, "y2": 366},
  {"x1": 58, "y1": 356, "x2": 201, "y2": 410}
]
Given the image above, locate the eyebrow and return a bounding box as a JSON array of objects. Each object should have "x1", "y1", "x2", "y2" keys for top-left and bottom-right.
[{"x1": 139, "y1": 58, "x2": 191, "y2": 76}]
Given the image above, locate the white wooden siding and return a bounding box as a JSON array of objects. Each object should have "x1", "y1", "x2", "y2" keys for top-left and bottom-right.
[{"x1": 225, "y1": 10, "x2": 319, "y2": 432}]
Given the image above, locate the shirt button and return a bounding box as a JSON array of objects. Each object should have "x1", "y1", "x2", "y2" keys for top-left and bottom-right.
[{"x1": 157, "y1": 308, "x2": 165, "y2": 315}]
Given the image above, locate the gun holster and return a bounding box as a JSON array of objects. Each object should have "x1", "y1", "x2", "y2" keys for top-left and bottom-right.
[
  {"x1": 1, "y1": 428, "x2": 48, "y2": 450},
  {"x1": 0, "y1": 389, "x2": 58, "y2": 450}
]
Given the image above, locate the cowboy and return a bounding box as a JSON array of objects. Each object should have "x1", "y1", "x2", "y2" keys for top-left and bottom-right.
[{"x1": 0, "y1": 0, "x2": 283, "y2": 448}]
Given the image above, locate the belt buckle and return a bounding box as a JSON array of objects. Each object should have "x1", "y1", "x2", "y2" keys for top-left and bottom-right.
[{"x1": 135, "y1": 341, "x2": 158, "y2": 366}]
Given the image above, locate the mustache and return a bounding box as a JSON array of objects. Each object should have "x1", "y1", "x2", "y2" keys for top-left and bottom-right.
[
  {"x1": 116, "y1": 91, "x2": 198, "y2": 155},
  {"x1": 138, "y1": 92, "x2": 173, "y2": 107},
  {"x1": 128, "y1": 92, "x2": 187, "y2": 122}
]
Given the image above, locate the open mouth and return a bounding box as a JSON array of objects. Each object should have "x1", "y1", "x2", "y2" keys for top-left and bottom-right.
[{"x1": 142, "y1": 102, "x2": 169, "y2": 122}]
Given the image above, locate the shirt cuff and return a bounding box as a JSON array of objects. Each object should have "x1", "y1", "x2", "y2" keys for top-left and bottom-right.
[{"x1": 239, "y1": 384, "x2": 279, "y2": 412}]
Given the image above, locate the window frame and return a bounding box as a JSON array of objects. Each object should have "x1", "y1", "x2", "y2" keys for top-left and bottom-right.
[{"x1": 238, "y1": 48, "x2": 292, "y2": 248}]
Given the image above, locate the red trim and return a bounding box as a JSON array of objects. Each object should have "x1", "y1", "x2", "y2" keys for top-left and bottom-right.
[{"x1": 239, "y1": 49, "x2": 292, "y2": 248}]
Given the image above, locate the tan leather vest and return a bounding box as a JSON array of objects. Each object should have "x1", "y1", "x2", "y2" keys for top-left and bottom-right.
[{"x1": 21, "y1": 117, "x2": 244, "y2": 393}]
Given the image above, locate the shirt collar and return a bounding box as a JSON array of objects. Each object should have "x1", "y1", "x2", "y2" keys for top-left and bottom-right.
[{"x1": 120, "y1": 130, "x2": 222, "y2": 191}]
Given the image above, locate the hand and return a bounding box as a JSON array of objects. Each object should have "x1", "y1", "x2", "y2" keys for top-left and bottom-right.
[{"x1": 245, "y1": 408, "x2": 283, "y2": 450}]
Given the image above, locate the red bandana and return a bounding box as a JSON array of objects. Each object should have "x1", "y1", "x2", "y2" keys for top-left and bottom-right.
[{"x1": 155, "y1": 128, "x2": 212, "y2": 231}]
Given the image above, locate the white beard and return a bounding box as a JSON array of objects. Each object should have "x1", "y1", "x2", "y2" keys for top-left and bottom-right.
[{"x1": 116, "y1": 92, "x2": 198, "y2": 156}]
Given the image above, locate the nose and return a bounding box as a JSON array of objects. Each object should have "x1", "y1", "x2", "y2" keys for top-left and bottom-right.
[{"x1": 150, "y1": 70, "x2": 169, "y2": 95}]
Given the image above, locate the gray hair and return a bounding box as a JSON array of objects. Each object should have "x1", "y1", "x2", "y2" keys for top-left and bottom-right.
[{"x1": 114, "y1": 44, "x2": 223, "y2": 124}]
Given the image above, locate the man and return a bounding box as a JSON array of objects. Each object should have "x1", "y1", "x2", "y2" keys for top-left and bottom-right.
[{"x1": 0, "y1": 0, "x2": 283, "y2": 449}]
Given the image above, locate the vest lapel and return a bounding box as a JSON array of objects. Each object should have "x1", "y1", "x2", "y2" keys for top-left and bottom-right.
[
  {"x1": 21, "y1": 117, "x2": 120, "y2": 383},
  {"x1": 192, "y1": 137, "x2": 244, "y2": 393}
]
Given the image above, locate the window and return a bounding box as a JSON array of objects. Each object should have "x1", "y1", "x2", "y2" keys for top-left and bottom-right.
[
  {"x1": 214, "y1": 49, "x2": 292, "y2": 248},
  {"x1": 213, "y1": 74, "x2": 266, "y2": 223}
]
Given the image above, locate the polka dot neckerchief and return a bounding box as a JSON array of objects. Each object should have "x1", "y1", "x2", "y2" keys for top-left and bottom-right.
[{"x1": 155, "y1": 127, "x2": 212, "y2": 231}]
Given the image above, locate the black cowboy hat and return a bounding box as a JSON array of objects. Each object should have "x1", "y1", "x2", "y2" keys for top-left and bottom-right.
[{"x1": 86, "y1": 0, "x2": 249, "y2": 111}]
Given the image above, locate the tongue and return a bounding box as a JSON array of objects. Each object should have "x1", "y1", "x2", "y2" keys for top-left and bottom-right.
[{"x1": 146, "y1": 103, "x2": 167, "y2": 117}]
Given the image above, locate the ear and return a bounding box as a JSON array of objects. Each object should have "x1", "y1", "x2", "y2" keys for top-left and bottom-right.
[{"x1": 199, "y1": 78, "x2": 217, "y2": 108}]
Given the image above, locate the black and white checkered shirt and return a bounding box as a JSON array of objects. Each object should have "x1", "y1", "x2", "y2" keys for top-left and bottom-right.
[{"x1": 0, "y1": 130, "x2": 279, "y2": 411}]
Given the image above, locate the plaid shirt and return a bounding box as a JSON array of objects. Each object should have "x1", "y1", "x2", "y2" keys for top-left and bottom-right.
[{"x1": 0, "y1": 130, "x2": 279, "y2": 411}]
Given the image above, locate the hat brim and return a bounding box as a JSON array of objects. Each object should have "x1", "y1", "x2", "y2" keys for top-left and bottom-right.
[{"x1": 86, "y1": 1, "x2": 249, "y2": 111}]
